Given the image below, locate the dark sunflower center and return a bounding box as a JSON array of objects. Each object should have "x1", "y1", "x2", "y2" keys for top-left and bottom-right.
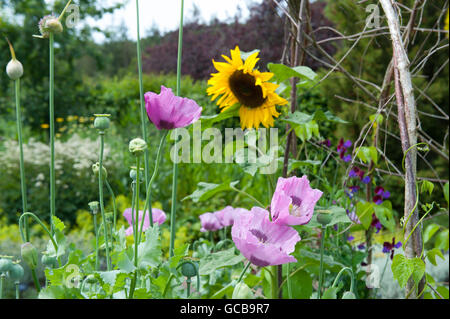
[{"x1": 229, "y1": 70, "x2": 266, "y2": 108}]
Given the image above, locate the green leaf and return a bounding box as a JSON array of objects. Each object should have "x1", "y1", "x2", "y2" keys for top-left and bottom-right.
[
  {"x1": 436, "y1": 286, "x2": 449, "y2": 299},
  {"x1": 200, "y1": 104, "x2": 240, "y2": 129},
  {"x1": 52, "y1": 216, "x2": 65, "y2": 232},
  {"x1": 355, "y1": 201, "x2": 374, "y2": 230},
  {"x1": 410, "y1": 258, "x2": 426, "y2": 285},
  {"x1": 267, "y1": 63, "x2": 317, "y2": 83},
  {"x1": 444, "y1": 182, "x2": 449, "y2": 206},
  {"x1": 391, "y1": 254, "x2": 414, "y2": 288},
  {"x1": 373, "y1": 202, "x2": 395, "y2": 232},
  {"x1": 420, "y1": 180, "x2": 435, "y2": 196},
  {"x1": 115, "y1": 250, "x2": 136, "y2": 273},
  {"x1": 169, "y1": 243, "x2": 190, "y2": 268},
  {"x1": 312, "y1": 110, "x2": 348, "y2": 124},
  {"x1": 199, "y1": 248, "x2": 245, "y2": 276},
  {"x1": 96, "y1": 270, "x2": 129, "y2": 294},
  {"x1": 137, "y1": 225, "x2": 162, "y2": 269},
  {"x1": 182, "y1": 181, "x2": 240, "y2": 203},
  {"x1": 426, "y1": 248, "x2": 445, "y2": 266},
  {"x1": 434, "y1": 229, "x2": 449, "y2": 250},
  {"x1": 322, "y1": 287, "x2": 338, "y2": 299},
  {"x1": 356, "y1": 146, "x2": 378, "y2": 164},
  {"x1": 282, "y1": 269, "x2": 312, "y2": 299},
  {"x1": 424, "y1": 224, "x2": 440, "y2": 243},
  {"x1": 369, "y1": 113, "x2": 384, "y2": 126}
]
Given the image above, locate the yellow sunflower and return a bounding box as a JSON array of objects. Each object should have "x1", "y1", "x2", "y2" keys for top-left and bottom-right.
[{"x1": 207, "y1": 46, "x2": 288, "y2": 130}]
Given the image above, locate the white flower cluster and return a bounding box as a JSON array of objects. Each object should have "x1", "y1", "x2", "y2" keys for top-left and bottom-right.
[{"x1": 0, "y1": 134, "x2": 120, "y2": 174}]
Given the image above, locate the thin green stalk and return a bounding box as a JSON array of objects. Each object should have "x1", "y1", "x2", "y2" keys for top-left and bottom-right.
[
  {"x1": 98, "y1": 133, "x2": 111, "y2": 271},
  {"x1": 105, "y1": 180, "x2": 117, "y2": 232},
  {"x1": 169, "y1": 0, "x2": 185, "y2": 258},
  {"x1": 15, "y1": 283, "x2": 19, "y2": 299},
  {"x1": 49, "y1": 32, "x2": 56, "y2": 235},
  {"x1": 135, "y1": 0, "x2": 150, "y2": 202},
  {"x1": 237, "y1": 261, "x2": 251, "y2": 284},
  {"x1": 186, "y1": 278, "x2": 191, "y2": 298},
  {"x1": 286, "y1": 263, "x2": 292, "y2": 299},
  {"x1": 15, "y1": 79, "x2": 29, "y2": 241},
  {"x1": 230, "y1": 186, "x2": 265, "y2": 208},
  {"x1": 318, "y1": 225, "x2": 326, "y2": 299},
  {"x1": 129, "y1": 157, "x2": 141, "y2": 300},
  {"x1": 93, "y1": 213, "x2": 99, "y2": 271},
  {"x1": 0, "y1": 275, "x2": 4, "y2": 299},
  {"x1": 140, "y1": 131, "x2": 169, "y2": 242},
  {"x1": 331, "y1": 267, "x2": 354, "y2": 293},
  {"x1": 31, "y1": 270, "x2": 41, "y2": 293},
  {"x1": 270, "y1": 265, "x2": 278, "y2": 299}
]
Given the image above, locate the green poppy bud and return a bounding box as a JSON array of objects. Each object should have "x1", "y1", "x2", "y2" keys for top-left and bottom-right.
[
  {"x1": 93, "y1": 114, "x2": 111, "y2": 131},
  {"x1": 9, "y1": 263, "x2": 24, "y2": 282},
  {"x1": 129, "y1": 138, "x2": 147, "y2": 156},
  {"x1": 21, "y1": 242, "x2": 38, "y2": 269},
  {"x1": 232, "y1": 282, "x2": 254, "y2": 299},
  {"x1": 317, "y1": 212, "x2": 332, "y2": 226},
  {"x1": 0, "y1": 258, "x2": 13, "y2": 273},
  {"x1": 342, "y1": 291, "x2": 356, "y2": 299},
  {"x1": 92, "y1": 162, "x2": 107, "y2": 179},
  {"x1": 41, "y1": 254, "x2": 58, "y2": 268},
  {"x1": 180, "y1": 262, "x2": 197, "y2": 278},
  {"x1": 88, "y1": 201, "x2": 99, "y2": 215}
]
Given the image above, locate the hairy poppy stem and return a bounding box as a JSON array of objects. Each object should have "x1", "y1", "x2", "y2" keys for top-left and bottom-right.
[
  {"x1": 318, "y1": 225, "x2": 326, "y2": 299},
  {"x1": 98, "y1": 133, "x2": 111, "y2": 271},
  {"x1": 169, "y1": 0, "x2": 185, "y2": 258},
  {"x1": 49, "y1": 32, "x2": 56, "y2": 235}
]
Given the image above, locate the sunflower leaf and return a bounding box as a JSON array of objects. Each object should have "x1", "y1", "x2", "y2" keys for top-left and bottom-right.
[{"x1": 267, "y1": 63, "x2": 317, "y2": 83}]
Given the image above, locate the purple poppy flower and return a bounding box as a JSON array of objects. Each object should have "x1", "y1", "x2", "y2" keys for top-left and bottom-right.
[
  {"x1": 270, "y1": 176, "x2": 323, "y2": 226},
  {"x1": 382, "y1": 237, "x2": 402, "y2": 259},
  {"x1": 123, "y1": 208, "x2": 167, "y2": 236},
  {"x1": 215, "y1": 206, "x2": 248, "y2": 227},
  {"x1": 231, "y1": 207, "x2": 300, "y2": 267},
  {"x1": 199, "y1": 212, "x2": 223, "y2": 232},
  {"x1": 145, "y1": 86, "x2": 202, "y2": 130}
]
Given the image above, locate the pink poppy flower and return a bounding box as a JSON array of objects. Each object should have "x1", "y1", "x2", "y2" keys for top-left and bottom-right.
[
  {"x1": 231, "y1": 207, "x2": 300, "y2": 267},
  {"x1": 215, "y1": 206, "x2": 248, "y2": 227},
  {"x1": 145, "y1": 85, "x2": 202, "y2": 130},
  {"x1": 270, "y1": 176, "x2": 323, "y2": 226},
  {"x1": 123, "y1": 208, "x2": 167, "y2": 236},
  {"x1": 199, "y1": 212, "x2": 223, "y2": 232}
]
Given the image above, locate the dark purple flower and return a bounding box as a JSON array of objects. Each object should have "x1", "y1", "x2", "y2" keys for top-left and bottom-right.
[
  {"x1": 373, "y1": 195, "x2": 383, "y2": 205},
  {"x1": 343, "y1": 154, "x2": 352, "y2": 162},
  {"x1": 362, "y1": 176, "x2": 371, "y2": 184},
  {"x1": 349, "y1": 169, "x2": 358, "y2": 178},
  {"x1": 371, "y1": 213, "x2": 382, "y2": 233},
  {"x1": 382, "y1": 191, "x2": 390, "y2": 199},
  {"x1": 319, "y1": 139, "x2": 331, "y2": 148},
  {"x1": 347, "y1": 235, "x2": 355, "y2": 242},
  {"x1": 348, "y1": 185, "x2": 360, "y2": 194},
  {"x1": 343, "y1": 140, "x2": 352, "y2": 148},
  {"x1": 357, "y1": 243, "x2": 366, "y2": 250},
  {"x1": 382, "y1": 237, "x2": 402, "y2": 259}
]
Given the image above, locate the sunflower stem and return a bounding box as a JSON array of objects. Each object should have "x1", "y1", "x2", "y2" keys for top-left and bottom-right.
[{"x1": 169, "y1": 0, "x2": 185, "y2": 258}]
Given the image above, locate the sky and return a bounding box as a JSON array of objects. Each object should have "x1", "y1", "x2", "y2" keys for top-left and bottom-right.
[{"x1": 85, "y1": 0, "x2": 262, "y2": 42}]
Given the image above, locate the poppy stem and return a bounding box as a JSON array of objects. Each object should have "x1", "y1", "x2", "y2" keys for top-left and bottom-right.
[
  {"x1": 318, "y1": 225, "x2": 326, "y2": 299},
  {"x1": 98, "y1": 133, "x2": 111, "y2": 271},
  {"x1": 169, "y1": 0, "x2": 185, "y2": 258},
  {"x1": 49, "y1": 32, "x2": 56, "y2": 235},
  {"x1": 105, "y1": 180, "x2": 117, "y2": 232},
  {"x1": 93, "y1": 212, "x2": 99, "y2": 271},
  {"x1": 15, "y1": 79, "x2": 29, "y2": 242},
  {"x1": 237, "y1": 261, "x2": 251, "y2": 284},
  {"x1": 135, "y1": 0, "x2": 150, "y2": 206}
]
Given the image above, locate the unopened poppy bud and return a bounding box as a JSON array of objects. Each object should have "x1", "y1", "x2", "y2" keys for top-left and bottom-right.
[
  {"x1": 129, "y1": 138, "x2": 147, "y2": 156},
  {"x1": 41, "y1": 254, "x2": 58, "y2": 268},
  {"x1": 232, "y1": 282, "x2": 254, "y2": 299},
  {"x1": 129, "y1": 167, "x2": 144, "y2": 182},
  {"x1": 180, "y1": 261, "x2": 197, "y2": 278},
  {"x1": 9, "y1": 263, "x2": 24, "y2": 283},
  {"x1": 88, "y1": 201, "x2": 99, "y2": 215},
  {"x1": 317, "y1": 212, "x2": 332, "y2": 226},
  {"x1": 92, "y1": 162, "x2": 107, "y2": 179},
  {"x1": 105, "y1": 212, "x2": 113, "y2": 224},
  {"x1": 94, "y1": 114, "x2": 111, "y2": 131},
  {"x1": 0, "y1": 258, "x2": 13, "y2": 273},
  {"x1": 39, "y1": 15, "x2": 63, "y2": 38},
  {"x1": 6, "y1": 59, "x2": 23, "y2": 80},
  {"x1": 21, "y1": 242, "x2": 38, "y2": 269},
  {"x1": 342, "y1": 291, "x2": 356, "y2": 299}
]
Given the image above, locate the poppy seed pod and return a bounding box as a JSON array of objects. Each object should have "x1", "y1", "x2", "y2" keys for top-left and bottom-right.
[
  {"x1": 0, "y1": 258, "x2": 13, "y2": 273},
  {"x1": 180, "y1": 261, "x2": 197, "y2": 278},
  {"x1": 92, "y1": 162, "x2": 107, "y2": 179},
  {"x1": 39, "y1": 15, "x2": 63, "y2": 38},
  {"x1": 316, "y1": 212, "x2": 332, "y2": 226},
  {"x1": 85, "y1": 274, "x2": 97, "y2": 284},
  {"x1": 232, "y1": 282, "x2": 254, "y2": 299},
  {"x1": 8, "y1": 263, "x2": 24, "y2": 283},
  {"x1": 21, "y1": 242, "x2": 38, "y2": 269},
  {"x1": 342, "y1": 291, "x2": 356, "y2": 299},
  {"x1": 129, "y1": 138, "x2": 147, "y2": 156},
  {"x1": 6, "y1": 59, "x2": 23, "y2": 80},
  {"x1": 93, "y1": 114, "x2": 111, "y2": 131}
]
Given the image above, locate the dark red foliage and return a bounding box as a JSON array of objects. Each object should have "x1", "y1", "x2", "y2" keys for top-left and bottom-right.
[{"x1": 142, "y1": 0, "x2": 336, "y2": 80}]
